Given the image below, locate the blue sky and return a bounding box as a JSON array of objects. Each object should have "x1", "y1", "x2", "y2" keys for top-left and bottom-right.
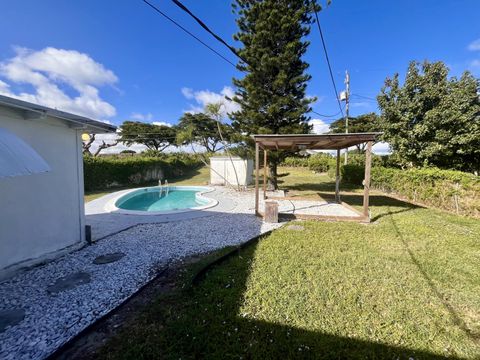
[{"x1": 1, "y1": 0, "x2": 479, "y2": 131}]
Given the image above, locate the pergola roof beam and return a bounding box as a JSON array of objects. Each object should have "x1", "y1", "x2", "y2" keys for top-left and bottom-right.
[{"x1": 252, "y1": 133, "x2": 381, "y2": 150}]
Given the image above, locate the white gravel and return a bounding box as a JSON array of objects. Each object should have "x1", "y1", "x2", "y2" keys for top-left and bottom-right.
[{"x1": 0, "y1": 188, "x2": 281, "y2": 360}]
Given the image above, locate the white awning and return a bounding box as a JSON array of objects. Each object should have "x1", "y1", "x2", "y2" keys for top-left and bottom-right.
[{"x1": 0, "y1": 128, "x2": 50, "y2": 178}]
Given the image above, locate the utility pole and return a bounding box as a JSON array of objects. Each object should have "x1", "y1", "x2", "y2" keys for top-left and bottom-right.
[{"x1": 344, "y1": 70, "x2": 350, "y2": 165}]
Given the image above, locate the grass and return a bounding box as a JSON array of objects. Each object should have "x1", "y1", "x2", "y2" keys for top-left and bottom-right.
[
  {"x1": 276, "y1": 166, "x2": 367, "y2": 196},
  {"x1": 96, "y1": 167, "x2": 480, "y2": 359}
]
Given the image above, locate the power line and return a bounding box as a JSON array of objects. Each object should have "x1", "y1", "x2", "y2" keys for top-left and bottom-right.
[
  {"x1": 142, "y1": 0, "x2": 237, "y2": 68},
  {"x1": 310, "y1": 107, "x2": 344, "y2": 118},
  {"x1": 351, "y1": 93, "x2": 377, "y2": 101},
  {"x1": 311, "y1": 2, "x2": 345, "y2": 118},
  {"x1": 170, "y1": 0, "x2": 249, "y2": 66}
]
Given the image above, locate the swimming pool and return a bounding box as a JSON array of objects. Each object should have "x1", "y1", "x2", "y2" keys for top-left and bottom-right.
[{"x1": 109, "y1": 186, "x2": 217, "y2": 215}]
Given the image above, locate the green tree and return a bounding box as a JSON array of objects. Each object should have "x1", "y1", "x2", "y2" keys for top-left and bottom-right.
[
  {"x1": 329, "y1": 112, "x2": 382, "y2": 151},
  {"x1": 378, "y1": 61, "x2": 480, "y2": 173},
  {"x1": 176, "y1": 112, "x2": 232, "y2": 153},
  {"x1": 119, "y1": 121, "x2": 176, "y2": 152},
  {"x1": 230, "y1": 0, "x2": 316, "y2": 188}
]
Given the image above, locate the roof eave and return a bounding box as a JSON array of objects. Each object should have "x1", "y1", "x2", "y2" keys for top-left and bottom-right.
[{"x1": 0, "y1": 95, "x2": 117, "y2": 133}]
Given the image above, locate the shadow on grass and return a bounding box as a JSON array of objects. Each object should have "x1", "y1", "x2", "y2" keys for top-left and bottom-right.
[
  {"x1": 278, "y1": 180, "x2": 341, "y2": 193},
  {"x1": 389, "y1": 214, "x2": 480, "y2": 343},
  {"x1": 335, "y1": 193, "x2": 423, "y2": 222},
  {"x1": 274, "y1": 187, "x2": 423, "y2": 223},
  {"x1": 101, "y1": 236, "x2": 464, "y2": 360}
]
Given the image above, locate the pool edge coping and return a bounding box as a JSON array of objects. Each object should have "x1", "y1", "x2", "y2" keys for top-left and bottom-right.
[{"x1": 104, "y1": 186, "x2": 219, "y2": 216}]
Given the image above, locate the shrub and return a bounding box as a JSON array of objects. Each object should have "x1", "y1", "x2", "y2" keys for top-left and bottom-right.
[
  {"x1": 326, "y1": 162, "x2": 479, "y2": 217},
  {"x1": 281, "y1": 156, "x2": 309, "y2": 167},
  {"x1": 281, "y1": 154, "x2": 335, "y2": 172},
  {"x1": 371, "y1": 167, "x2": 480, "y2": 217},
  {"x1": 307, "y1": 153, "x2": 335, "y2": 173},
  {"x1": 345, "y1": 152, "x2": 383, "y2": 167},
  {"x1": 83, "y1": 153, "x2": 203, "y2": 191},
  {"x1": 341, "y1": 164, "x2": 365, "y2": 185}
]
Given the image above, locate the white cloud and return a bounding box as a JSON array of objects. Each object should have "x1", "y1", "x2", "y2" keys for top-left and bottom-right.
[
  {"x1": 181, "y1": 86, "x2": 241, "y2": 116},
  {"x1": 152, "y1": 121, "x2": 173, "y2": 127},
  {"x1": 467, "y1": 39, "x2": 480, "y2": 74},
  {"x1": 351, "y1": 101, "x2": 372, "y2": 108},
  {"x1": 130, "y1": 112, "x2": 153, "y2": 121},
  {"x1": 309, "y1": 118, "x2": 329, "y2": 134},
  {"x1": 128, "y1": 113, "x2": 172, "y2": 127},
  {"x1": 468, "y1": 59, "x2": 480, "y2": 72},
  {"x1": 181, "y1": 87, "x2": 195, "y2": 99},
  {"x1": 467, "y1": 38, "x2": 480, "y2": 51},
  {"x1": 0, "y1": 79, "x2": 10, "y2": 92},
  {"x1": 0, "y1": 47, "x2": 117, "y2": 120},
  {"x1": 372, "y1": 141, "x2": 391, "y2": 155}
]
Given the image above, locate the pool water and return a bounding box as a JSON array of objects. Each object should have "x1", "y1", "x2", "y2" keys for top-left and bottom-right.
[{"x1": 115, "y1": 188, "x2": 209, "y2": 212}]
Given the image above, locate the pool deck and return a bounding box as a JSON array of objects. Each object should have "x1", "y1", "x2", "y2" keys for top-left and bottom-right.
[
  {"x1": 85, "y1": 187, "x2": 238, "y2": 241},
  {"x1": 86, "y1": 187, "x2": 361, "y2": 240}
]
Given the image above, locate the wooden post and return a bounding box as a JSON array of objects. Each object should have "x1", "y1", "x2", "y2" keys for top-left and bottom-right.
[
  {"x1": 255, "y1": 142, "x2": 260, "y2": 216},
  {"x1": 363, "y1": 141, "x2": 372, "y2": 221},
  {"x1": 263, "y1": 149, "x2": 268, "y2": 199},
  {"x1": 335, "y1": 149, "x2": 341, "y2": 203},
  {"x1": 264, "y1": 201, "x2": 279, "y2": 223}
]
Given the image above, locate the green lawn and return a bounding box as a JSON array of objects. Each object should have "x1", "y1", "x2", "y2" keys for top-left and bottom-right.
[
  {"x1": 96, "y1": 167, "x2": 480, "y2": 359},
  {"x1": 277, "y1": 166, "x2": 358, "y2": 193}
]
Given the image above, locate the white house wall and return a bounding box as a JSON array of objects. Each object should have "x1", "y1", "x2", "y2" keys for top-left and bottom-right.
[{"x1": 0, "y1": 107, "x2": 85, "y2": 275}]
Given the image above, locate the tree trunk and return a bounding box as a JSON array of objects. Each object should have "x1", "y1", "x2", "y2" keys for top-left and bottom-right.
[
  {"x1": 268, "y1": 162, "x2": 278, "y2": 190},
  {"x1": 94, "y1": 141, "x2": 118, "y2": 156}
]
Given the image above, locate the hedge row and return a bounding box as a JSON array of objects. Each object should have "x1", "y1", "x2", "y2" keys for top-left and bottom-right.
[
  {"x1": 370, "y1": 167, "x2": 480, "y2": 217},
  {"x1": 282, "y1": 153, "x2": 384, "y2": 173},
  {"x1": 83, "y1": 153, "x2": 203, "y2": 191},
  {"x1": 281, "y1": 154, "x2": 335, "y2": 173},
  {"x1": 282, "y1": 155, "x2": 479, "y2": 217},
  {"x1": 338, "y1": 165, "x2": 480, "y2": 217}
]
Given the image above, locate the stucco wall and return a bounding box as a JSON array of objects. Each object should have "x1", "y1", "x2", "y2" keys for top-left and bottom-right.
[
  {"x1": 0, "y1": 107, "x2": 85, "y2": 275},
  {"x1": 210, "y1": 157, "x2": 253, "y2": 186}
]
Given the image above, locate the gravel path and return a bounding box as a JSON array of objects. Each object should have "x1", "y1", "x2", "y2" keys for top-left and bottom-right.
[
  {"x1": 0, "y1": 188, "x2": 281, "y2": 360},
  {"x1": 85, "y1": 186, "x2": 238, "y2": 241}
]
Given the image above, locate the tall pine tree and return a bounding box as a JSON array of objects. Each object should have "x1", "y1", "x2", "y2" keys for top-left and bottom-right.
[{"x1": 231, "y1": 0, "x2": 316, "y2": 188}]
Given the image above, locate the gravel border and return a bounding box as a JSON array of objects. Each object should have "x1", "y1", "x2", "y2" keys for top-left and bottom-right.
[{"x1": 0, "y1": 188, "x2": 281, "y2": 360}]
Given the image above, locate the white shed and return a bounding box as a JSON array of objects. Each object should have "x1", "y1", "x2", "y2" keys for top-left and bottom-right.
[
  {"x1": 210, "y1": 156, "x2": 253, "y2": 186},
  {"x1": 0, "y1": 95, "x2": 116, "y2": 279}
]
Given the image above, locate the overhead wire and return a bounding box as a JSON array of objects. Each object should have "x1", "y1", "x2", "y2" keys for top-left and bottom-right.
[
  {"x1": 351, "y1": 93, "x2": 377, "y2": 101},
  {"x1": 170, "y1": 0, "x2": 250, "y2": 66},
  {"x1": 142, "y1": 0, "x2": 237, "y2": 68},
  {"x1": 142, "y1": 0, "x2": 354, "y2": 126},
  {"x1": 310, "y1": 106, "x2": 345, "y2": 118},
  {"x1": 311, "y1": 1, "x2": 345, "y2": 118}
]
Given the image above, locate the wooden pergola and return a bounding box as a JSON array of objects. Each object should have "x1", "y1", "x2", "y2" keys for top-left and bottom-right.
[{"x1": 253, "y1": 133, "x2": 382, "y2": 223}]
